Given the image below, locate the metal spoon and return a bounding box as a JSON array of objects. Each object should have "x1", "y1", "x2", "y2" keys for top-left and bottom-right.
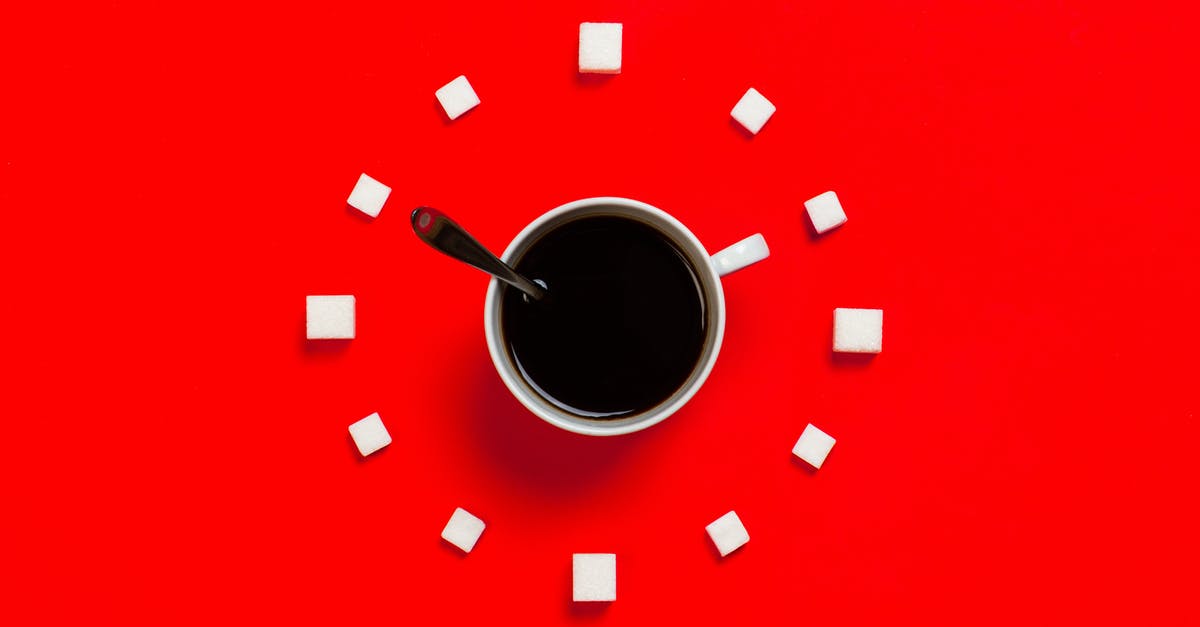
[{"x1": 410, "y1": 206, "x2": 548, "y2": 301}]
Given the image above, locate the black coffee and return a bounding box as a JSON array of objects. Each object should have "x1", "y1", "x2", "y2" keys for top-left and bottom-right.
[{"x1": 501, "y1": 215, "x2": 708, "y2": 419}]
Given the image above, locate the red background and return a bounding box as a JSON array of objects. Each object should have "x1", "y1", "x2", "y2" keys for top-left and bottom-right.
[{"x1": 2, "y1": 1, "x2": 1197, "y2": 624}]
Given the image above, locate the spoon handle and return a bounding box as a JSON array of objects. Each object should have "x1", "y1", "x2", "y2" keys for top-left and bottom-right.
[{"x1": 411, "y1": 206, "x2": 547, "y2": 301}]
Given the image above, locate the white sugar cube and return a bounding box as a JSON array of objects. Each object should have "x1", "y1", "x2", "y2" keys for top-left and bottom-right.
[
  {"x1": 441, "y1": 507, "x2": 486, "y2": 553},
  {"x1": 805, "y1": 191, "x2": 847, "y2": 234},
  {"x1": 730, "y1": 87, "x2": 776, "y2": 135},
  {"x1": 579, "y1": 22, "x2": 623, "y2": 74},
  {"x1": 306, "y1": 295, "x2": 355, "y2": 340},
  {"x1": 792, "y1": 423, "x2": 836, "y2": 469},
  {"x1": 572, "y1": 553, "x2": 616, "y2": 602},
  {"x1": 435, "y1": 75, "x2": 480, "y2": 121},
  {"x1": 833, "y1": 307, "x2": 883, "y2": 354},
  {"x1": 706, "y1": 511, "x2": 750, "y2": 557},
  {"x1": 348, "y1": 412, "x2": 391, "y2": 457},
  {"x1": 346, "y1": 173, "x2": 391, "y2": 218}
]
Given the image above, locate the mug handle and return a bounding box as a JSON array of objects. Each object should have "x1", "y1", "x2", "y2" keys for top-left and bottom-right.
[{"x1": 710, "y1": 233, "x2": 770, "y2": 277}]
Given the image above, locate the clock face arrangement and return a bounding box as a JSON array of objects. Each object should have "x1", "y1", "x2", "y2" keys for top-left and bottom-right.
[{"x1": 322, "y1": 21, "x2": 874, "y2": 606}]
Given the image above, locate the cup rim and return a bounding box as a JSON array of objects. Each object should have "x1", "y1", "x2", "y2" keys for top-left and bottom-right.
[{"x1": 483, "y1": 196, "x2": 727, "y2": 436}]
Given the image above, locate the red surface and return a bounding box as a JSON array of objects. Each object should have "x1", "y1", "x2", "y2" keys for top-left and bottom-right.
[{"x1": 2, "y1": 1, "x2": 1197, "y2": 624}]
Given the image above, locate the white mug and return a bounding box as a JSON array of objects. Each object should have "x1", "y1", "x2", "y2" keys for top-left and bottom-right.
[{"x1": 483, "y1": 197, "x2": 769, "y2": 436}]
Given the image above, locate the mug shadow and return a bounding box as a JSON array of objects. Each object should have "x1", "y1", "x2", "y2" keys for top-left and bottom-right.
[{"x1": 465, "y1": 352, "x2": 648, "y2": 501}]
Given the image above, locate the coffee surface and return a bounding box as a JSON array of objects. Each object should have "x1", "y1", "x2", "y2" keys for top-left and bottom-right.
[{"x1": 501, "y1": 216, "x2": 707, "y2": 418}]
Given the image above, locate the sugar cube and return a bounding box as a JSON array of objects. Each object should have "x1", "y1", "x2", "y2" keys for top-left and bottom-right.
[
  {"x1": 572, "y1": 553, "x2": 616, "y2": 602},
  {"x1": 730, "y1": 87, "x2": 776, "y2": 135},
  {"x1": 441, "y1": 507, "x2": 486, "y2": 553},
  {"x1": 346, "y1": 173, "x2": 391, "y2": 218},
  {"x1": 306, "y1": 295, "x2": 355, "y2": 340},
  {"x1": 706, "y1": 511, "x2": 750, "y2": 557},
  {"x1": 579, "y1": 22, "x2": 623, "y2": 74},
  {"x1": 348, "y1": 412, "x2": 391, "y2": 457},
  {"x1": 793, "y1": 423, "x2": 836, "y2": 469},
  {"x1": 435, "y1": 75, "x2": 480, "y2": 121},
  {"x1": 833, "y1": 307, "x2": 883, "y2": 354},
  {"x1": 805, "y1": 191, "x2": 847, "y2": 234}
]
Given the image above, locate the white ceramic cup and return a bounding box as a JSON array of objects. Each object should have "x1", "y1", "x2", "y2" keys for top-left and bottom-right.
[{"x1": 484, "y1": 197, "x2": 769, "y2": 436}]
